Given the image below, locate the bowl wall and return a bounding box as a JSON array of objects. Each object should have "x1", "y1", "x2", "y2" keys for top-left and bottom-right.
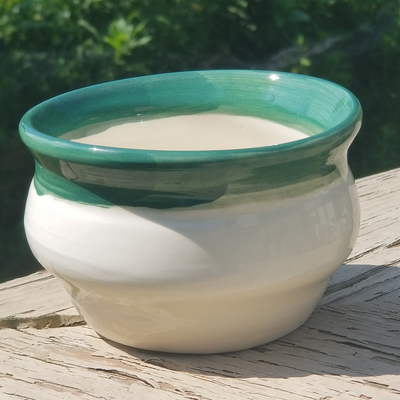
[{"x1": 20, "y1": 70, "x2": 362, "y2": 353}]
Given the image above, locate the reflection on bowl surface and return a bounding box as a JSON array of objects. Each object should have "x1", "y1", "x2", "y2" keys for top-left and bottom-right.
[{"x1": 20, "y1": 70, "x2": 362, "y2": 353}]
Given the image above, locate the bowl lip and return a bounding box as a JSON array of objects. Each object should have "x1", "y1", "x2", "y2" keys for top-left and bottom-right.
[{"x1": 19, "y1": 69, "x2": 362, "y2": 166}]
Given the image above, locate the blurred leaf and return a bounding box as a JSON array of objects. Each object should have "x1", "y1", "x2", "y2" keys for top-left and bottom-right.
[
  {"x1": 227, "y1": 6, "x2": 248, "y2": 20},
  {"x1": 103, "y1": 18, "x2": 152, "y2": 62},
  {"x1": 78, "y1": 18, "x2": 101, "y2": 40},
  {"x1": 290, "y1": 9, "x2": 310, "y2": 22},
  {"x1": 300, "y1": 56, "x2": 311, "y2": 66}
]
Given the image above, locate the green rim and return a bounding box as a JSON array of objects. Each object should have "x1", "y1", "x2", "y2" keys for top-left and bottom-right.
[
  {"x1": 20, "y1": 70, "x2": 361, "y2": 164},
  {"x1": 19, "y1": 70, "x2": 362, "y2": 208}
]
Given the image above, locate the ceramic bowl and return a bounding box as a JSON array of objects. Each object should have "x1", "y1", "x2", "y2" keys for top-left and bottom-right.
[{"x1": 20, "y1": 70, "x2": 362, "y2": 353}]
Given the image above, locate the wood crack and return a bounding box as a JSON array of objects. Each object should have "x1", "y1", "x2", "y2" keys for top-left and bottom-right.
[
  {"x1": 323, "y1": 264, "x2": 387, "y2": 297},
  {"x1": 3, "y1": 392, "x2": 37, "y2": 400},
  {"x1": 0, "y1": 274, "x2": 54, "y2": 293},
  {"x1": 345, "y1": 245, "x2": 383, "y2": 262},
  {"x1": 363, "y1": 380, "x2": 400, "y2": 395},
  {"x1": 0, "y1": 313, "x2": 85, "y2": 330},
  {"x1": 386, "y1": 238, "x2": 400, "y2": 248}
]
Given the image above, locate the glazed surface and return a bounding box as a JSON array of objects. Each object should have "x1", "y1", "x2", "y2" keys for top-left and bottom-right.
[
  {"x1": 63, "y1": 114, "x2": 308, "y2": 151},
  {"x1": 20, "y1": 70, "x2": 362, "y2": 353},
  {"x1": 25, "y1": 172, "x2": 360, "y2": 353},
  {"x1": 21, "y1": 70, "x2": 362, "y2": 209}
]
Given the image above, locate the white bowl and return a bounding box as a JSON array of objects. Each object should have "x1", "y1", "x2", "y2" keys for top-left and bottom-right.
[{"x1": 20, "y1": 70, "x2": 362, "y2": 353}]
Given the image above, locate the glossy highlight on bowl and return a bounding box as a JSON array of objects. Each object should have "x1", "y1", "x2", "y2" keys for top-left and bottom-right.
[{"x1": 20, "y1": 70, "x2": 362, "y2": 353}]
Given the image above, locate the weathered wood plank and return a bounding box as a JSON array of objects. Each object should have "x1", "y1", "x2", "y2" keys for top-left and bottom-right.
[
  {"x1": 321, "y1": 168, "x2": 400, "y2": 306},
  {"x1": 0, "y1": 269, "x2": 83, "y2": 330},
  {"x1": 1, "y1": 168, "x2": 400, "y2": 399},
  {"x1": 2, "y1": 322, "x2": 400, "y2": 399}
]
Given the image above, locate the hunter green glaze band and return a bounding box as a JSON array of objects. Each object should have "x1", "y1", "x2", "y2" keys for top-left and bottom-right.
[
  {"x1": 20, "y1": 70, "x2": 362, "y2": 208},
  {"x1": 33, "y1": 162, "x2": 114, "y2": 207}
]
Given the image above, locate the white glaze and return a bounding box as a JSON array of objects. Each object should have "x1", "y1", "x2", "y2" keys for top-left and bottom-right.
[
  {"x1": 63, "y1": 114, "x2": 309, "y2": 150},
  {"x1": 24, "y1": 174, "x2": 360, "y2": 353}
]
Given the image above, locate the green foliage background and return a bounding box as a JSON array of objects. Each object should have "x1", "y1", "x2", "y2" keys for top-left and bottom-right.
[{"x1": 1, "y1": 0, "x2": 400, "y2": 282}]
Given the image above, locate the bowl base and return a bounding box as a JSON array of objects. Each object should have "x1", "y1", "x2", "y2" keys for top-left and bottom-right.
[{"x1": 71, "y1": 278, "x2": 329, "y2": 354}]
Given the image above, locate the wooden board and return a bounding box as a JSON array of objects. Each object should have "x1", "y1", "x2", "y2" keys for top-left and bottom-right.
[{"x1": 1, "y1": 168, "x2": 400, "y2": 399}]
